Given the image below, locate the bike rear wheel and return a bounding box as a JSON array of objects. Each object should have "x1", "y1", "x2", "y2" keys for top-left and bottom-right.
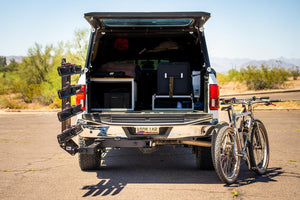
[
  {"x1": 214, "y1": 126, "x2": 240, "y2": 184},
  {"x1": 249, "y1": 120, "x2": 269, "y2": 174}
]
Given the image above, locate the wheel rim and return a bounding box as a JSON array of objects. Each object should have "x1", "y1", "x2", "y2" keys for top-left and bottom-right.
[
  {"x1": 219, "y1": 129, "x2": 239, "y2": 179},
  {"x1": 252, "y1": 125, "x2": 268, "y2": 169}
]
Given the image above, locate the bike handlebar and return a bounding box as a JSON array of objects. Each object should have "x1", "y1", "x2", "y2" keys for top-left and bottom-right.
[
  {"x1": 253, "y1": 96, "x2": 269, "y2": 100},
  {"x1": 220, "y1": 96, "x2": 281, "y2": 105},
  {"x1": 269, "y1": 99, "x2": 281, "y2": 103}
]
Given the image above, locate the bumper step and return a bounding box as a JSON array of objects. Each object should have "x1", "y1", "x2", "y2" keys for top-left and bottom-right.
[{"x1": 82, "y1": 112, "x2": 213, "y2": 126}]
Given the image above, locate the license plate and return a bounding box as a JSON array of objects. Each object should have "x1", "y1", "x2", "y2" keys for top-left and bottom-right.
[{"x1": 136, "y1": 127, "x2": 159, "y2": 135}]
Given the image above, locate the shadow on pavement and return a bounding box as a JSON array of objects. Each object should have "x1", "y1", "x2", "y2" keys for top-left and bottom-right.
[
  {"x1": 226, "y1": 163, "x2": 284, "y2": 187},
  {"x1": 81, "y1": 146, "x2": 219, "y2": 197},
  {"x1": 81, "y1": 146, "x2": 284, "y2": 197}
]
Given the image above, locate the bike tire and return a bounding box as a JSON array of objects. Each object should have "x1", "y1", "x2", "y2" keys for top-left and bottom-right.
[
  {"x1": 211, "y1": 121, "x2": 229, "y2": 170},
  {"x1": 249, "y1": 120, "x2": 269, "y2": 175},
  {"x1": 213, "y1": 126, "x2": 240, "y2": 184}
]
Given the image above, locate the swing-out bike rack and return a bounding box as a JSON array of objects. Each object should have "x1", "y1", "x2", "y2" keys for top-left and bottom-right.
[{"x1": 56, "y1": 58, "x2": 96, "y2": 155}]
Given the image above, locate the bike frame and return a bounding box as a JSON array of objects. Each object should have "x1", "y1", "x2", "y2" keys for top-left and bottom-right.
[
  {"x1": 223, "y1": 102, "x2": 255, "y2": 169},
  {"x1": 217, "y1": 96, "x2": 279, "y2": 183},
  {"x1": 221, "y1": 96, "x2": 279, "y2": 170}
]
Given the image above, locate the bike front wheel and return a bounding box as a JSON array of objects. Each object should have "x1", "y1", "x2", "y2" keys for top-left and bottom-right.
[
  {"x1": 249, "y1": 120, "x2": 270, "y2": 175},
  {"x1": 214, "y1": 126, "x2": 240, "y2": 184}
]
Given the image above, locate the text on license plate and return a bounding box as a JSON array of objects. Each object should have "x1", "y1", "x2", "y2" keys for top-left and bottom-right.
[{"x1": 136, "y1": 127, "x2": 159, "y2": 135}]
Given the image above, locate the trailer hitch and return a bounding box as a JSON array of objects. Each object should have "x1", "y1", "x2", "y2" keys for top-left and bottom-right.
[
  {"x1": 59, "y1": 140, "x2": 79, "y2": 156},
  {"x1": 57, "y1": 123, "x2": 103, "y2": 155},
  {"x1": 78, "y1": 140, "x2": 103, "y2": 155}
]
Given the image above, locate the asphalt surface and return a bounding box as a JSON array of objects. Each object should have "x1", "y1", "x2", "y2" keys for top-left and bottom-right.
[
  {"x1": 0, "y1": 111, "x2": 299, "y2": 200},
  {"x1": 221, "y1": 90, "x2": 300, "y2": 101}
]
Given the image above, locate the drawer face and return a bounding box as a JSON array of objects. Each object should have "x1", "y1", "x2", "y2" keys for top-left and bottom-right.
[{"x1": 90, "y1": 78, "x2": 135, "y2": 111}]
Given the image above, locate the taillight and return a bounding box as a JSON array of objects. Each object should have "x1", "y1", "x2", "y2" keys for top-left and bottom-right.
[
  {"x1": 209, "y1": 84, "x2": 219, "y2": 110},
  {"x1": 76, "y1": 85, "x2": 86, "y2": 111}
]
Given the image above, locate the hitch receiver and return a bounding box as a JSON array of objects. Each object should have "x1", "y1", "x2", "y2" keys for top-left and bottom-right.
[
  {"x1": 59, "y1": 139, "x2": 79, "y2": 156},
  {"x1": 78, "y1": 140, "x2": 103, "y2": 155}
]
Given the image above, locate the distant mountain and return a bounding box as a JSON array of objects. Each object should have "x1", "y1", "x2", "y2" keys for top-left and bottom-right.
[
  {"x1": 240, "y1": 59, "x2": 296, "y2": 69},
  {"x1": 210, "y1": 57, "x2": 252, "y2": 73},
  {"x1": 0, "y1": 56, "x2": 23, "y2": 65},
  {"x1": 279, "y1": 57, "x2": 300, "y2": 67},
  {"x1": 210, "y1": 57, "x2": 300, "y2": 73}
]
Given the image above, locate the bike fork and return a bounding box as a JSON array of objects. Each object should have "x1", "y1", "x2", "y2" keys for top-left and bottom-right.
[{"x1": 233, "y1": 116, "x2": 252, "y2": 169}]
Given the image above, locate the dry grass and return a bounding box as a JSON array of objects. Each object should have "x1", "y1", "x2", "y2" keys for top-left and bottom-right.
[
  {"x1": 219, "y1": 77, "x2": 300, "y2": 96},
  {"x1": 219, "y1": 78, "x2": 300, "y2": 109}
]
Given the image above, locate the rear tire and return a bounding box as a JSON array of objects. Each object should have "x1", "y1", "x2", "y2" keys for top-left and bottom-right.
[
  {"x1": 214, "y1": 126, "x2": 240, "y2": 184},
  {"x1": 78, "y1": 136, "x2": 101, "y2": 171},
  {"x1": 249, "y1": 120, "x2": 269, "y2": 175},
  {"x1": 195, "y1": 146, "x2": 214, "y2": 170}
]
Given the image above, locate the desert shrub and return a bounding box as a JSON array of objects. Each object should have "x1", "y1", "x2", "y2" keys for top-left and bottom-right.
[
  {"x1": 227, "y1": 69, "x2": 242, "y2": 82},
  {"x1": 216, "y1": 73, "x2": 227, "y2": 85},
  {"x1": 0, "y1": 28, "x2": 88, "y2": 107},
  {"x1": 0, "y1": 69, "x2": 20, "y2": 94},
  {"x1": 0, "y1": 95, "x2": 26, "y2": 109},
  {"x1": 217, "y1": 69, "x2": 242, "y2": 85},
  {"x1": 290, "y1": 66, "x2": 300, "y2": 80},
  {"x1": 240, "y1": 64, "x2": 289, "y2": 90},
  {"x1": 49, "y1": 96, "x2": 61, "y2": 109},
  {"x1": 38, "y1": 82, "x2": 58, "y2": 105},
  {"x1": 19, "y1": 84, "x2": 42, "y2": 103},
  {"x1": 0, "y1": 74, "x2": 12, "y2": 94}
]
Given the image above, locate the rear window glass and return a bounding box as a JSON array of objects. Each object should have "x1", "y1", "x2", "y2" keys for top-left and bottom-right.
[{"x1": 102, "y1": 19, "x2": 193, "y2": 27}]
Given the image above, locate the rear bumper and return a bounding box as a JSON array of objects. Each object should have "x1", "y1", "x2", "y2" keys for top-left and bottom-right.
[
  {"x1": 78, "y1": 123, "x2": 215, "y2": 142},
  {"x1": 82, "y1": 112, "x2": 213, "y2": 126}
]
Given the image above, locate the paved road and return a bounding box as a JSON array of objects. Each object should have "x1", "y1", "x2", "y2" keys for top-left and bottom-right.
[
  {"x1": 0, "y1": 111, "x2": 299, "y2": 200},
  {"x1": 221, "y1": 90, "x2": 300, "y2": 101}
]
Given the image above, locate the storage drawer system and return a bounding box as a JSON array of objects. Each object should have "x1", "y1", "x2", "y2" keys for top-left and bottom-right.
[
  {"x1": 90, "y1": 78, "x2": 136, "y2": 111},
  {"x1": 154, "y1": 62, "x2": 194, "y2": 110},
  {"x1": 157, "y1": 62, "x2": 192, "y2": 96},
  {"x1": 89, "y1": 63, "x2": 200, "y2": 111},
  {"x1": 152, "y1": 95, "x2": 194, "y2": 110}
]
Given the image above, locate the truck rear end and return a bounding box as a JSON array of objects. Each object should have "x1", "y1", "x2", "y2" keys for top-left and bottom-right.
[{"x1": 57, "y1": 12, "x2": 220, "y2": 170}]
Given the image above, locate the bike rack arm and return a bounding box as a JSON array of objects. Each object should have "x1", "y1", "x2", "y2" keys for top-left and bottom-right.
[{"x1": 57, "y1": 58, "x2": 84, "y2": 155}]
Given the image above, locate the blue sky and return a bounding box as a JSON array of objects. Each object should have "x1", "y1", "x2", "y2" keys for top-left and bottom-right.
[{"x1": 0, "y1": 0, "x2": 299, "y2": 59}]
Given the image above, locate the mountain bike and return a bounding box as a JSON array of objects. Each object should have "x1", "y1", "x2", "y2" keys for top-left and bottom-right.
[{"x1": 213, "y1": 96, "x2": 280, "y2": 184}]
